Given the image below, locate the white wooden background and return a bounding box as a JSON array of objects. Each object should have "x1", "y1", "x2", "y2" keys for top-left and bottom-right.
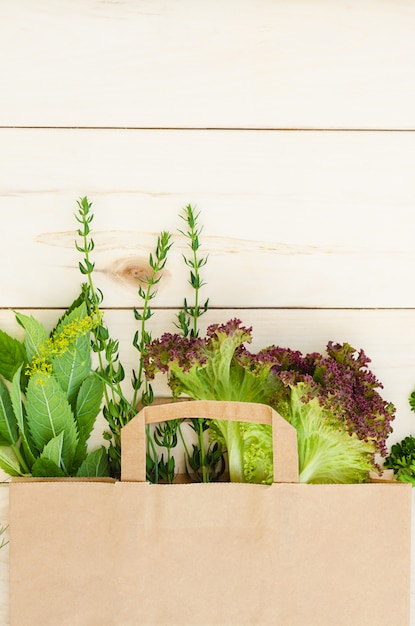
[{"x1": 1, "y1": 0, "x2": 415, "y2": 624}]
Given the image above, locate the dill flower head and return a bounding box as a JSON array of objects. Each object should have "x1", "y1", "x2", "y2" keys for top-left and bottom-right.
[{"x1": 27, "y1": 315, "x2": 96, "y2": 378}]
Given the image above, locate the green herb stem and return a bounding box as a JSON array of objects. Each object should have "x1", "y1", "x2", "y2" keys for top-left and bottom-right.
[
  {"x1": 11, "y1": 444, "x2": 30, "y2": 475},
  {"x1": 132, "y1": 231, "x2": 172, "y2": 410}
]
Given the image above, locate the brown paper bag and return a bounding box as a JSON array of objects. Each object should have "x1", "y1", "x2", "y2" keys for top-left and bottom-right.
[{"x1": 9, "y1": 400, "x2": 412, "y2": 626}]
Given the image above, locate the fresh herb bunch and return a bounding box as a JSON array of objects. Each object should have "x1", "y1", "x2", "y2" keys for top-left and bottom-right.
[
  {"x1": 384, "y1": 436, "x2": 415, "y2": 485},
  {"x1": 172, "y1": 205, "x2": 224, "y2": 483},
  {"x1": 383, "y1": 390, "x2": 415, "y2": 485},
  {"x1": 176, "y1": 205, "x2": 209, "y2": 338},
  {"x1": 75, "y1": 197, "x2": 172, "y2": 479},
  {"x1": 75, "y1": 197, "x2": 223, "y2": 483},
  {"x1": 0, "y1": 296, "x2": 107, "y2": 477}
]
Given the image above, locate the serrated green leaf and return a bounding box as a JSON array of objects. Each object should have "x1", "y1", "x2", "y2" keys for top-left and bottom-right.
[
  {"x1": 51, "y1": 303, "x2": 92, "y2": 404},
  {"x1": 0, "y1": 448, "x2": 24, "y2": 476},
  {"x1": 0, "y1": 378, "x2": 18, "y2": 445},
  {"x1": 0, "y1": 329, "x2": 26, "y2": 382},
  {"x1": 14, "y1": 312, "x2": 48, "y2": 363},
  {"x1": 31, "y1": 458, "x2": 66, "y2": 478},
  {"x1": 10, "y1": 365, "x2": 36, "y2": 467},
  {"x1": 71, "y1": 375, "x2": 103, "y2": 472},
  {"x1": 50, "y1": 293, "x2": 88, "y2": 336},
  {"x1": 39, "y1": 431, "x2": 65, "y2": 468},
  {"x1": 76, "y1": 447, "x2": 110, "y2": 477},
  {"x1": 26, "y1": 373, "x2": 79, "y2": 473},
  {"x1": 75, "y1": 375, "x2": 103, "y2": 442}
]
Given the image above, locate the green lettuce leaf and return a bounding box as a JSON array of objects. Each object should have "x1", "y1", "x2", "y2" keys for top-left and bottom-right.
[{"x1": 287, "y1": 384, "x2": 375, "y2": 484}]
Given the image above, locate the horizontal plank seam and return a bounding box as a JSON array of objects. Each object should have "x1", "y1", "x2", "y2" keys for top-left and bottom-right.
[
  {"x1": 2, "y1": 306, "x2": 415, "y2": 312},
  {"x1": 1, "y1": 126, "x2": 415, "y2": 132}
]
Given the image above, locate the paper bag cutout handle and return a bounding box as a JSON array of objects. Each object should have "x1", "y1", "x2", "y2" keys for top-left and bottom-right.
[{"x1": 121, "y1": 400, "x2": 299, "y2": 484}]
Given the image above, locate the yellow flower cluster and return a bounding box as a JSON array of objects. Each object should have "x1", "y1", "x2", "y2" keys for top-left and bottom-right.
[{"x1": 27, "y1": 315, "x2": 96, "y2": 381}]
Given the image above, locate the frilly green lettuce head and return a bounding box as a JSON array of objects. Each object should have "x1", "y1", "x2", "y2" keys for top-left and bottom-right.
[
  {"x1": 286, "y1": 384, "x2": 375, "y2": 484},
  {"x1": 144, "y1": 320, "x2": 392, "y2": 484}
]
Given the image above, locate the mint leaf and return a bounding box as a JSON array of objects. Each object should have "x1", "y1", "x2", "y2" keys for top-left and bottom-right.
[
  {"x1": 76, "y1": 447, "x2": 110, "y2": 477},
  {"x1": 26, "y1": 373, "x2": 79, "y2": 474},
  {"x1": 0, "y1": 329, "x2": 26, "y2": 382},
  {"x1": 75, "y1": 375, "x2": 103, "y2": 443},
  {"x1": 50, "y1": 292, "x2": 88, "y2": 336},
  {"x1": 71, "y1": 375, "x2": 104, "y2": 472},
  {"x1": 0, "y1": 378, "x2": 18, "y2": 445},
  {"x1": 38, "y1": 431, "x2": 65, "y2": 470},
  {"x1": 31, "y1": 458, "x2": 66, "y2": 478},
  {"x1": 51, "y1": 303, "x2": 92, "y2": 404},
  {"x1": 0, "y1": 448, "x2": 23, "y2": 476},
  {"x1": 15, "y1": 312, "x2": 48, "y2": 363},
  {"x1": 10, "y1": 366, "x2": 36, "y2": 467}
]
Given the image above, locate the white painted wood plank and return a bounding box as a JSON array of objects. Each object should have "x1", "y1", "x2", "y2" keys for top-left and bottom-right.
[
  {"x1": 0, "y1": 128, "x2": 414, "y2": 308},
  {"x1": 1, "y1": 0, "x2": 415, "y2": 129}
]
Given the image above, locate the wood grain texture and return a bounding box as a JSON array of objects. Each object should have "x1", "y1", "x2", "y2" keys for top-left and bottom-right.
[
  {"x1": 1, "y1": 128, "x2": 415, "y2": 308},
  {"x1": 1, "y1": 0, "x2": 415, "y2": 129}
]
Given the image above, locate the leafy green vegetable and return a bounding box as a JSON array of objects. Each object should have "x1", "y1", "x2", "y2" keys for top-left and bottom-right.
[
  {"x1": 75, "y1": 446, "x2": 110, "y2": 477},
  {"x1": 51, "y1": 303, "x2": 92, "y2": 405},
  {"x1": 144, "y1": 319, "x2": 279, "y2": 483},
  {"x1": 0, "y1": 297, "x2": 107, "y2": 477},
  {"x1": 75, "y1": 196, "x2": 172, "y2": 479},
  {"x1": 384, "y1": 436, "x2": 415, "y2": 485},
  {"x1": 145, "y1": 319, "x2": 394, "y2": 484},
  {"x1": 0, "y1": 329, "x2": 26, "y2": 382},
  {"x1": 285, "y1": 385, "x2": 374, "y2": 484},
  {"x1": 15, "y1": 312, "x2": 48, "y2": 364},
  {"x1": 26, "y1": 373, "x2": 79, "y2": 474},
  {"x1": 0, "y1": 378, "x2": 19, "y2": 446}
]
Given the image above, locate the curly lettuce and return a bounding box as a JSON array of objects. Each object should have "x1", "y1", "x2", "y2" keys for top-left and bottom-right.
[
  {"x1": 144, "y1": 319, "x2": 394, "y2": 484},
  {"x1": 284, "y1": 384, "x2": 375, "y2": 483}
]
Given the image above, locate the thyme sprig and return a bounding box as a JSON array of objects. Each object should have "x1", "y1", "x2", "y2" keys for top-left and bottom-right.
[
  {"x1": 132, "y1": 231, "x2": 172, "y2": 409},
  {"x1": 176, "y1": 205, "x2": 209, "y2": 338},
  {"x1": 132, "y1": 230, "x2": 172, "y2": 482},
  {"x1": 75, "y1": 197, "x2": 171, "y2": 479},
  {"x1": 175, "y1": 205, "x2": 224, "y2": 482}
]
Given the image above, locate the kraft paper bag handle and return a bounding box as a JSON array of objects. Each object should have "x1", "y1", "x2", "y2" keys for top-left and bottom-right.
[{"x1": 121, "y1": 400, "x2": 299, "y2": 484}]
